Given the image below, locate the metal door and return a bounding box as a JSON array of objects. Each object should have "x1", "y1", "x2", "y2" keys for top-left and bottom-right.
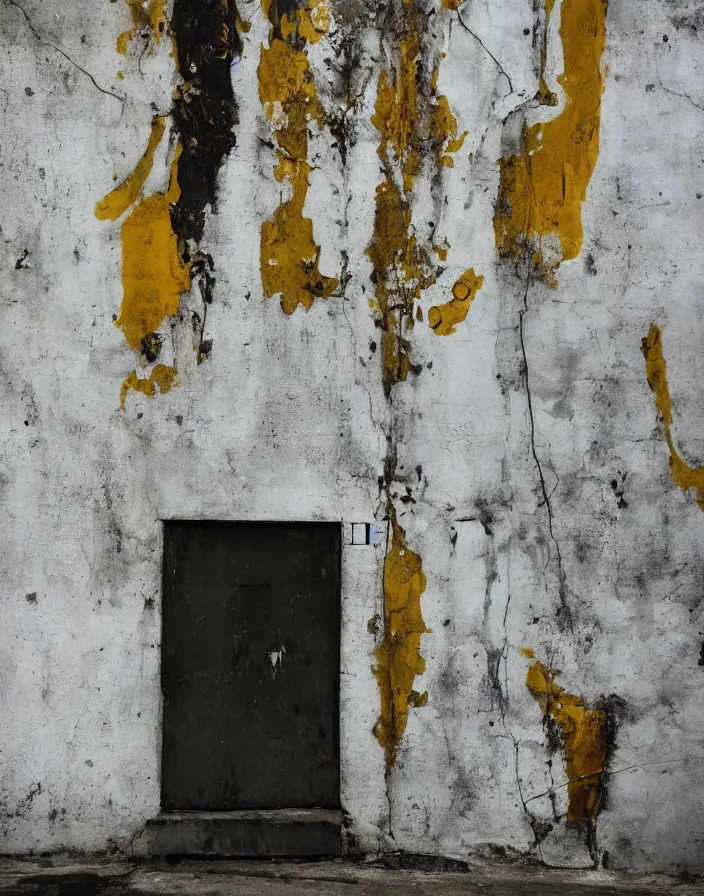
[{"x1": 161, "y1": 521, "x2": 341, "y2": 811}]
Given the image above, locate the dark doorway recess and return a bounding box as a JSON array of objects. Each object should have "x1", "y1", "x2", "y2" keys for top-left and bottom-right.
[{"x1": 161, "y1": 521, "x2": 341, "y2": 814}]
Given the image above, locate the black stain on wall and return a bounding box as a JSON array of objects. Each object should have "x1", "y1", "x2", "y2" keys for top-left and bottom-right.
[{"x1": 170, "y1": 0, "x2": 241, "y2": 245}]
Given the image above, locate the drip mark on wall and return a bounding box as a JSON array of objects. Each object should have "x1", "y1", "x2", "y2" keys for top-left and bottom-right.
[
  {"x1": 258, "y1": 0, "x2": 339, "y2": 314},
  {"x1": 369, "y1": 1, "x2": 480, "y2": 767},
  {"x1": 642, "y1": 324, "x2": 704, "y2": 510},
  {"x1": 494, "y1": 0, "x2": 609, "y2": 284},
  {"x1": 367, "y1": 3, "x2": 479, "y2": 394},
  {"x1": 373, "y1": 505, "x2": 430, "y2": 767},
  {"x1": 525, "y1": 658, "x2": 618, "y2": 862}
]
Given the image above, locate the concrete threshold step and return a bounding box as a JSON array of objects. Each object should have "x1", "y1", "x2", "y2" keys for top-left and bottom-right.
[{"x1": 135, "y1": 809, "x2": 342, "y2": 858}]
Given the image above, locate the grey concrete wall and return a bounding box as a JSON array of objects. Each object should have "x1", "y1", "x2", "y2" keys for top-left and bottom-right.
[{"x1": 0, "y1": 0, "x2": 703, "y2": 875}]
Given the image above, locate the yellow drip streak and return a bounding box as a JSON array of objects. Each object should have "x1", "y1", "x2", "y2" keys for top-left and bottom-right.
[
  {"x1": 95, "y1": 116, "x2": 167, "y2": 222},
  {"x1": 641, "y1": 324, "x2": 704, "y2": 510},
  {"x1": 526, "y1": 660, "x2": 608, "y2": 823},
  {"x1": 113, "y1": 143, "x2": 191, "y2": 353},
  {"x1": 494, "y1": 0, "x2": 608, "y2": 282},
  {"x1": 373, "y1": 507, "x2": 430, "y2": 768},
  {"x1": 258, "y1": 1, "x2": 338, "y2": 314}
]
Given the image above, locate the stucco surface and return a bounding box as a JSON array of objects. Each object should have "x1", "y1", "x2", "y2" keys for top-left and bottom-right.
[{"x1": 0, "y1": 0, "x2": 703, "y2": 876}]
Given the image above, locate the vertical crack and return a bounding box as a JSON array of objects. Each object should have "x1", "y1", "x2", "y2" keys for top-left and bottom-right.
[{"x1": 519, "y1": 271, "x2": 572, "y2": 629}]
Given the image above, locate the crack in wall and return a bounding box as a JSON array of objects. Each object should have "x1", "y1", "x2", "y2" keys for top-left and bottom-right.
[
  {"x1": 4, "y1": 0, "x2": 124, "y2": 101},
  {"x1": 519, "y1": 273, "x2": 572, "y2": 629}
]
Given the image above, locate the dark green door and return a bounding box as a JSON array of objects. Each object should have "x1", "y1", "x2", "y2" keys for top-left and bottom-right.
[{"x1": 161, "y1": 521, "x2": 341, "y2": 811}]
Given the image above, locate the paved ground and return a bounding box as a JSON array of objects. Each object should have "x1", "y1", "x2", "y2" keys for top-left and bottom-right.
[{"x1": 0, "y1": 859, "x2": 700, "y2": 896}]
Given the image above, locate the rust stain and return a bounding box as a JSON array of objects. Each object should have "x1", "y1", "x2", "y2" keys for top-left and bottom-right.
[
  {"x1": 367, "y1": 4, "x2": 474, "y2": 392},
  {"x1": 373, "y1": 505, "x2": 430, "y2": 767},
  {"x1": 428, "y1": 267, "x2": 483, "y2": 336},
  {"x1": 117, "y1": 0, "x2": 168, "y2": 56},
  {"x1": 120, "y1": 364, "x2": 178, "y2": 409},
  {"x1": 258, "y1": 0, "x2": 338, "y2": 314},
  {"x1": 641, "y1": 324, "x2": 704, "y2": 510},
  {"x1": 526, "y1": 660, "x2": 609, "y2": 823},
  {"x1": 494, "y1": 0, "x2": 608, "y2": 283}
]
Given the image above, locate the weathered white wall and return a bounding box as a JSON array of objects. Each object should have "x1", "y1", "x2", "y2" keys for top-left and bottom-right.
[{"x1": 1, "y1": 0, "x2": 703, "y2": 876}]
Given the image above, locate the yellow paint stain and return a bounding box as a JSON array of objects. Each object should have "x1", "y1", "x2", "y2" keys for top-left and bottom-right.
[
  {"x1": 428, "y1": 267, "x2": 483, "y2": 336},
  {"x1": 120, "y1": 364, "x2": 177, "y2": 409},
  {"x1": 95, "y1": 116, "x2": 166, "y2": 222},
  {"x1": 429, "y1": 63, "x2": 468, "y2": 169},
  {"x1": 442, "y1": 0, "x2": 463, "y2": 8},
  {"x1": 115, "y1": 144, "x2": 191, "y2": 352},
  {"x1": 258, "y1": 0, "x2": 338, "y2": 314},
  {"x1": 373, "y1": 507, "x2": 430, "y2": 767},
  {"x1": 494, "y1": 0, "x2": 608, "y2": 281},
  {"x1": 367, "y1": 11, "x2": 475, "y2": 391},
  {"x1": 641, "y1": 324, "x2": 704, "y2": 510},
  {"x1": 117, "y1": 0, "x2": 168, "y2": 55},
  {"x1": 520, "y1": 647, "x2": 536, "y2": 658},
  {"x1": 526, "y1": 660, "x2": 608, "y2": 822},
  {"x1": 97, "y1": 133, "x2": 191, "y2": 360}
]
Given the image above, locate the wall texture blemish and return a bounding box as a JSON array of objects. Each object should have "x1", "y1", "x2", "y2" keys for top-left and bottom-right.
[{"x1": 2, "y1": 0, "x2": 704, "y2": 877}]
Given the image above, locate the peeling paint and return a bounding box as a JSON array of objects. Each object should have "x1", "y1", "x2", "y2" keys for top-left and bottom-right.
[
  {"x1": 494, "y1": 0, "x2": 608, "y2": 282},
  {"x1": 526, "y1": 660, "x2": 610, "y2": 823},
  {"x1": 258, "y1": 0, "x2": 338, "y2": 314},
  {"x1": 642, "y1": 324, "x2": 704, "y2": 510},
  {"x1": 428, "y1": 268, "x2": 483, "y2": 336},
  {"x1": 373, "y1": 505, "x2": 430, "y2": 767}
]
